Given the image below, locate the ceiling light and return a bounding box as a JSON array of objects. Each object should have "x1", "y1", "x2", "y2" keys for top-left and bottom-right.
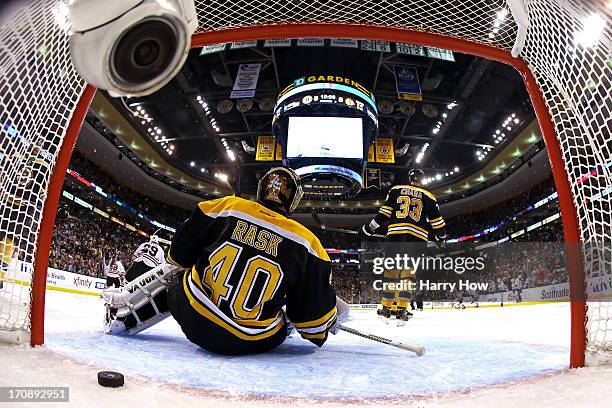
[
  {"x1": 190, "y1": 161, "x2": 195, "y2": 167},
  {"x1": 497, "y1": 9, "x2": 508, "y2": 20},
  {"x1": 575, "y1": 13, "x2": 605, "y2": 48}
]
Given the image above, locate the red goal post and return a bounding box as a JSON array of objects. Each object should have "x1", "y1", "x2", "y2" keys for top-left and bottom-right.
[{"x1": 0, "y1": 0, "x2": 609, "y2": 369}]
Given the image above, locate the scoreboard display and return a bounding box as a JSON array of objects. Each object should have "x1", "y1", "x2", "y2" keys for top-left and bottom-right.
[{"x1": 272, "y1": 75, "x2": 379, "y2": 199}]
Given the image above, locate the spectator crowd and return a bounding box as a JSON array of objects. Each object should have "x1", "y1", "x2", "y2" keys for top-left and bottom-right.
[{"x1": 50, "y1": 152, "x2": 567, "y2": 304}]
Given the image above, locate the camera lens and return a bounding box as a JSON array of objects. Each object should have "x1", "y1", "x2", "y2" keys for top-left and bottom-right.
[
  {"x1": 134, "y1": 40, "x2": 160, "y2": 67},
  {"x1": 111, "y1": 19, "x2": 178, "y2": 86}
]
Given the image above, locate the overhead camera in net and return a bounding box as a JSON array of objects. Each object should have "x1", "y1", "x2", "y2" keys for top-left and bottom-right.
[{"x1": 68, "y1": 0, "x2": 198, "y2": 97}]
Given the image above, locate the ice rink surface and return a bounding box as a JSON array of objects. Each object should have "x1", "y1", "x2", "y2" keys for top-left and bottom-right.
[{"x1": 2, "y1": 288, "x2": 612, "y2": 407}]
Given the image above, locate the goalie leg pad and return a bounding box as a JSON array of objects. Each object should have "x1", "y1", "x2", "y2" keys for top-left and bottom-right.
[{"x1": 103, "y1": 264, "x2": 183, "y2": 335}]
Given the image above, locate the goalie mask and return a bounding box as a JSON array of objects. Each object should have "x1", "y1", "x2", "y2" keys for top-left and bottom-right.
[{"x1": 257, "y1": 167, "x2": 304, "y2": 215}]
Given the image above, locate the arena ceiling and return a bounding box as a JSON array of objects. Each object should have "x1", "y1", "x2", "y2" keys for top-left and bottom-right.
[{"x1": 97, "y1": 39, "x2": 538, "y2": 202}]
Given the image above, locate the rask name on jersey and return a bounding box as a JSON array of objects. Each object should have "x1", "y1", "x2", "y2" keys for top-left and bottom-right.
[{"x1": 231, "y1": 221, "x2": 282, "y2": 257}]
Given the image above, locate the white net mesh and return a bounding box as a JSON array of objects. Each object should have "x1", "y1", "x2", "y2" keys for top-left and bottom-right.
[
  {"x1": 518, "y1": 0, "x2": 611, "y2": 362},
  {"x1": 0, "y1": 0, "x2": 610, "y2": 363},
  {"x1": 0, "y1": 0, "x2": 86, "y2": 341}
]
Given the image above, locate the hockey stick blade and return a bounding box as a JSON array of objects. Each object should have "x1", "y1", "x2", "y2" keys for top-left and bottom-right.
[{"x1": 338, "y1": 324, "x2": 425, "y2": 356}]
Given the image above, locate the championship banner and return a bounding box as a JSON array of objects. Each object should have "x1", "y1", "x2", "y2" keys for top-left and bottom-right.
[
  {"x1": 375, "y1": 138, "x2": 395, "y2": 163},
  {"x1": 275, "y1": 142, "x2": 283, "y2": 161},
  {"x1": 365, "y1": 168, "x2": 381, "y2": 189},
  {"x1": 368, "y1": 145, "x2": 375, "y2": 162},
  {"x1": 360, "y1": 40, "x2": 391, "y2": 52},
  {"x1": 330, "y1": 38, "x2": 358, "y2": 48},
  {"x1": 264, "y1": 38, "x2": 292, "y2": 47},
  {"x1": 230, "y1": 40, "x2": 257, "y2": 49},
  {"x1": 199, "y1": 43, "x2": 226, "y2": 55},
  {"x1": 396, "y1": 43, "x2": 427, "y2": 57},
  {"x1": 256, "y1": 136, "x2": 276, "y2": 161},
  {"x1": 297, "y1": 38, "x2": 324, "y2": 47},
  {"x1": 393, "y1": 65, "x2": 422, "y2": 101},
  {"x1": 230, "y1": 63, "x2": 261, "y2": 99},
  {"x1": 426, "y1": 47, "x2": 455, "y2": 62}
]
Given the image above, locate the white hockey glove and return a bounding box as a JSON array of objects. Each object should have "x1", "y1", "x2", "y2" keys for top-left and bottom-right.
[{"x1": 329, "y1": 296, "x2": 350, "y2": 335}]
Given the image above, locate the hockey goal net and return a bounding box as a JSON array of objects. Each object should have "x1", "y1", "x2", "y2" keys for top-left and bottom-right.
[{"x1": 0, "y1": 0, "x2": 610, "y2": 367}]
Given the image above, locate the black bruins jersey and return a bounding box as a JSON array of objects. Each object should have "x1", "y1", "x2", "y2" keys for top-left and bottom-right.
[
  {"x1": 371, "y1": 184, "x2": 446, "y2": 241},
  {"x1": 168, "y1": 196, "x2": 337, "y2": 346}
]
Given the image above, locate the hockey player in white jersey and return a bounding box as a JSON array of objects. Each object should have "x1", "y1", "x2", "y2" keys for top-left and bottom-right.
[
  {"x1": 125, "y1": 235, "x2": 165, "y2": 283},
  {"x1": 103, "y1": 253, "x2": 125, "y2": 288}
]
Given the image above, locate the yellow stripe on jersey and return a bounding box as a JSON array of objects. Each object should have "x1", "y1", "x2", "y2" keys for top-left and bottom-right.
[
  {"x1": 387, "y1": 229, "x2": 428, "y2": 241},
  {"x1": 389, "y1": 222, "x2": 428, "y2": 235},
  {"x1": 190, "y1": 266, "x2": 206, "y2": 291},
  {"x1": 430, "y1": 216, "x2": 443, "y2": 222},
  {"x1": 293, "y1": 306, "x2": 337, "y2": 329},
  {"x1": 182, "y1": 271, "x2": 284, "y2": 341},
  {"x1": 387, "y1": 225, "x2": 428, "y2": 240},
  {"x1": 198, "y1": 196, "x2": 329, "y2": 261},
  {"x1": 234, "y1": 315, "x2": 281, "y2": 327},
  {"x1": 431, "y1": 220, "x2": 446, "y2": 229},
  {"x1": 391, "y1": 185, "x2": 437, "y2": 201},
  {"x1": 381, "y1": 206, "x2": 393, "y2": 211},
  {"x1": 378, "y1": 208, "x2": 392, "y2": 218},
  {"x1": 299, "y1": 317, "x2": 337, "y2": 340},
  {"x1": 167, "y1": 250, "x2": 180, "y2": 266}
]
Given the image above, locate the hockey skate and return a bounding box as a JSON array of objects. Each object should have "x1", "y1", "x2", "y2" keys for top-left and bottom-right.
[
  {"x1": 396, "y1": 308, "x2": 413, "y2": 327},
  {"x1": 377, "y1": 306, "x2": 391, "y2": 324}
]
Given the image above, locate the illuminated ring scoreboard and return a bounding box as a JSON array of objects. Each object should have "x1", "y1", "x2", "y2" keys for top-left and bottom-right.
[{"x1": 272, "y1": 75, "x2": 379, "y2": 199}]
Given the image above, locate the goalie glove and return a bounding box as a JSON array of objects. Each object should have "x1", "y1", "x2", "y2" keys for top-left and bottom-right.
[{"x1": 329, "y1": 296, "x2": 350, "y2": 335}]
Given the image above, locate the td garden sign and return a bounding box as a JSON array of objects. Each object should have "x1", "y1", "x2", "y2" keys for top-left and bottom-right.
[{"x1": 278, "y1": 75, "x2": 376, "y2": 104}]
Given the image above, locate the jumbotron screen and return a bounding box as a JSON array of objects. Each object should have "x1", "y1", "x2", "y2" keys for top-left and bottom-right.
[
  {"x1": 272, "y1": 75, "x2": 379, "y2": 198},
  {"x1": 286, "y1": 116, "x2": 363, "y2": 159}
]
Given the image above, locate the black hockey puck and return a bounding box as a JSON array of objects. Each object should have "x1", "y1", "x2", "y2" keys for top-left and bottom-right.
[{"x1": 97, "y1": 371, "x2": 124, "y2": 388}]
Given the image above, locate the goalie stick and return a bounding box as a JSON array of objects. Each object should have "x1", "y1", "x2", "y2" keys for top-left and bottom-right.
[
  {"x1": 311, "y1": 212, "x2": 385, "y2": 238},
  {"x1": 338, "y1": 324, "x2": 425, "y2": 356}
]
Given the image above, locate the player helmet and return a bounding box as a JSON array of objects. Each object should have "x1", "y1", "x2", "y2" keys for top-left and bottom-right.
[
  {"x1": 405, "y1": 168, "x2": 425, "y2": 186},
  {"x1": 257, "y1": 167, "x2": 304, "y2": 215},
  {"x1": 149, "y1": 235, "x2": 159, "y2": 244},
  {"x1": 396, "y1": 169, "x2": 425, "y2": 186}
]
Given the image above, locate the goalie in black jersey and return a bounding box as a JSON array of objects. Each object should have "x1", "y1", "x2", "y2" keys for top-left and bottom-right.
[
  {"x1": 360, "y1": 169, "x2": 447, "y2": 323},
  {"x1": 103, "y1": 167, "x2": 348, "y2": 355}
]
